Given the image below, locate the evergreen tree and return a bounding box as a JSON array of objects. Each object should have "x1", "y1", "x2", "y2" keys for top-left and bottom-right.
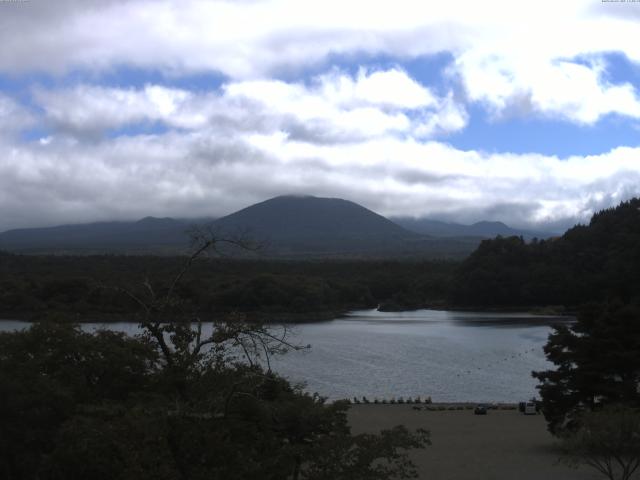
[{"x1": 533, "y1": 302, "x2": 640, "y2": 434}]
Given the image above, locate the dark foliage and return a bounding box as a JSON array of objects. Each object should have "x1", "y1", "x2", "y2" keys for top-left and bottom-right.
[
  {"x1": 0, "y1": 323, "x2": 158, "y2": 479},
  {"x1": 0, "y1": 256, "x2": 454, "y2": 321},
  {"x1": 0, "y1": 322, "x2": 430, "y2": 480},
  {"x1": 452, "y1": 198, "x2": 640, "y2": 307},
  {"x1": 532, "y1": 302, "x2": 640, "y2": 434}
]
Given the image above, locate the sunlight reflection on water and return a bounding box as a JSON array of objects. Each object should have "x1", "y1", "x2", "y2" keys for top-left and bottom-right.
[
  {"x1": 270, "y1": 309, "x2": 573, "y2": 402},
  {"x1": 0, "y1": 309, "x2": 573, "y2": 402}
]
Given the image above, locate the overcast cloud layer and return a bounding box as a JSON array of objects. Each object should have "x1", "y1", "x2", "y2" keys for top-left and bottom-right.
[{"x1": 0, "y1": 0, "x2": 639, "y2": 231}]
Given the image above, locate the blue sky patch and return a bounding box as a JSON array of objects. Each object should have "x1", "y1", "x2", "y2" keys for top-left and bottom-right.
[{"x1": 447, "y1": 104, "x2": 640, "y2": 157}]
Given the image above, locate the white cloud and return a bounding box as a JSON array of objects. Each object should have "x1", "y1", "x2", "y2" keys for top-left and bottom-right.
[
  {"x1": 457, "y1": 52, "x2": 640, "y2": 124},
  {"x1": 34, "y1": 85, "x2": 208, "y2": 134},
  {"x1": 413, "y1": 92, "x2": 468, "y2": 138},
  {"x1": 1, "y1": 121, "x2": 639, "y2": 231},
  {"x1": 1, "y1": 0, "x2": 640, "y2": 232},
  {"x1": 318, "y1": 68, "x2": 437, "y2": 110},
  {"x1": 0, "y1": 94, "x2": 35, "y2": 135},
  {"x1": 2, "y1": 0, "x2": 640, "y2": 125},
  {"x1": 34, "y1": 69, "x2": 466, "y2": 141}
]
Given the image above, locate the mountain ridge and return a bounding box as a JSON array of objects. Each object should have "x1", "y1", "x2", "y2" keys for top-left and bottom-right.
[
  {"x1": 0, "y1": 195, "x2": 548, "y2": 257},
  {"x1": 391, "y1": 216, "x2": 557, "y2": 239}
]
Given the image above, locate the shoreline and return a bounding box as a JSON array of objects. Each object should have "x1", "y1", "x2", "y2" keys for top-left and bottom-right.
[
  {"x1": 345, "y1": 400, "x2": 521, "y2": 409},
  {"x1": 0, "y1": 306, "x2": 573, "y2": 325},
  {"x1": 378, "y1": 303, "x2": 575, "y2": 316},
  {"x1": 0, "y1": 309, "x2": 353, "y2": 324},
  {"x1": 0, "y1": 303, "x2": 577, "y2": 324}
]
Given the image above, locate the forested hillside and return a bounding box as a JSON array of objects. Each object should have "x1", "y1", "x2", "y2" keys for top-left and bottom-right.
[
  {"x1": 0, "y1": 255, "x2": 454, "y2": 321},
  {"x1": 451, "y1": 198, "x2": 640, "y2": 307},
  {"x1": 5, "y1": 198, "x2": 639, "y2": 319}
]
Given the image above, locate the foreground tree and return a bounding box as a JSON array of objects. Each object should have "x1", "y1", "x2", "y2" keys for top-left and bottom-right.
[
  {"x1": 560, "y1": 406, "x2": 640, "y2": 480},
  {"x1": 0, "y1": 323, "x2": 158, "y2": 480},
  {"x1": 0, "y1": 229, "x2": 430, "y2": 480},
  {"x1": 533, "y1": 302, "x2": 640, "y2": 435}
]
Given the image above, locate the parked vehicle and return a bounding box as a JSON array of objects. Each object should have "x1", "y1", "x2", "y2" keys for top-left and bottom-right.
[
  {"x1": 524, "y1": 401, "x2": 537, "y2": 415},
  {"x1": 474, "y1": 404, "x2": 488, "y2": 415}
]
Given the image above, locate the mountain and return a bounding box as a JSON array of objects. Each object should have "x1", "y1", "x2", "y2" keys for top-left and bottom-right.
[
  {"x1": 211, "y1": 195, "x2": 417, "y2": 254},
  {"x1": 0, "y1": 217, "x2": 191, "y2": 252},
  {"x1": 392, "y1": 217, "x2": 556, "y2": 239},
  {"x1": 0, "y1": 195, "x2": 479, "y2": 258}
]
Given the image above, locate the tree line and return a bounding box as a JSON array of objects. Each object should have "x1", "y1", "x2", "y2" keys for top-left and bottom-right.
[
  {"x1": 452, "y1": 198, "x2": 640, "y2": 308},
  {"x1": 0, "y1": 255, "x2": 454, "y2": 321}
]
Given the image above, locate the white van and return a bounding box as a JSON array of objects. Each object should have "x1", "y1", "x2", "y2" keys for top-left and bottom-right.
[{"x1": 524, "y1": 401, "x2": 537, "y2": 415}]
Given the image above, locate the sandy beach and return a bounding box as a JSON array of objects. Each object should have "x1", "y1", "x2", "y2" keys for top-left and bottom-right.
[{"x1": 348, "y1": 404, "x2": 602, "y2": 480}]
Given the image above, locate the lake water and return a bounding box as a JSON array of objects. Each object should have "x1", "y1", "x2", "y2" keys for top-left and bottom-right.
[{"x1": 0, "y1": 309, "x2": 572, "y2": 403}]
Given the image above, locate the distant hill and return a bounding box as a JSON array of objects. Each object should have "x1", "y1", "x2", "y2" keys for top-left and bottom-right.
[
  {"x1": 0, "y1": 217, "x2": 192, "y2": 253},
  {"x1": 211, "y1": 195, "x2": 419, "y2": 254},
  {"x1": 392, "y1": 217, "x2": 556, "y2": 239},
  {"x1": 451, "y1": 197, "x2": 640, "y2": 307},
  {"x1": 0, "y1": 195, "x2": 481, "y2": 258}
]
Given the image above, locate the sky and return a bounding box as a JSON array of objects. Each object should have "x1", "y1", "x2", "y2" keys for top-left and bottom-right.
[{"x1": 0, "y1": 0, "x2": 639, "y2": 232}]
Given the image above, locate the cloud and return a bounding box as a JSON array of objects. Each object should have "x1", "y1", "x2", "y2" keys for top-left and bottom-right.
[
  {"x1": 316, "y1": 68, "x2": 437, "y2": 110},
  {"x1": 34, "y1": 68, "x2": 467, "y2": 142},
  {"x1": 34, "y1": 85, "x2": 209, "y2": 135},
  {"x1": 0, "y1": 0, "x2": 466, "y2": 77},
  {"x1": 1, "y1": 0, "x2": 640, "y2": 125},
  {"x1": 1, "y1": 0, "x2": 640, "y2": 233},
  {"x1": 1, "y1": 120, "x2": 640, "y2": 232},
  {"x1": 0, "y1": 94, "x2": 35, "y2": 135},
  {"x1": 457, "y1": 53, "x2": 640, "y2": 124}
]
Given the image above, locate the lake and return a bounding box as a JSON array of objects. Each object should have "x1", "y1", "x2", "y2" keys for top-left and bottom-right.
[{"x1": 0, "y1": 309, "x2": 572, "y2": 403}]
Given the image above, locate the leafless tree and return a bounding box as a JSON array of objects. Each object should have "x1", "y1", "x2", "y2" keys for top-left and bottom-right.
[{"x1": 114, "y1": 225, "x2": 305, "y2": 376}]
